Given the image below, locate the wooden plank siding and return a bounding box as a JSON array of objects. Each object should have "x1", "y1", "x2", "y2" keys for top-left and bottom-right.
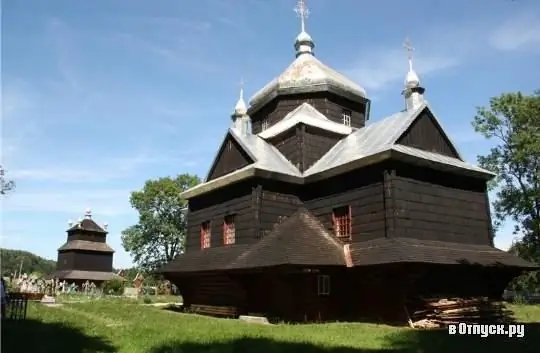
[
  {"x1": 186, "y1": 182, "x2": 256, "y2": 251},
  {"x1": 67, "y1": 233, "x2": 107, "y2": 243},
  {"x1": 396, "y1": 110, "x2": 460, "y2": 158},
  {"x1": 303, "y1": 167, "x2": 386, "y2": 242},
  {"x1": 185, "y1": 273, "x2": 247, "y2": 308},
  {"x1": 392, "y1": 176, "x2": 492, "y2": 245},
  {"x1": 268, "y1": 127, "x2": 302, "y2": 171},
  {"x1": 207, "y1": 134, "x2": 254, "y2": 181},
  {"x1": 302, "y1": 126, "x2": 342, "y2": 171},
  {"x1": 57, "y1": 251, "x2": 113, "y2": 272},
  {"x1": 267, "y1": 124, "x2": 341, "y2": 173},
  {"x1": 257, "y1": 180, "x2": 302, "y2": 238},
  {"x1": 250, "y1": 91, "x2": 367, "y2": 135}
]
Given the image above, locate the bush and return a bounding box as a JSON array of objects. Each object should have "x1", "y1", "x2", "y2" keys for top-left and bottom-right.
[
  {"x1": 101, "y1": 279, "x2": 125, "y2": 295},
  {"x1": 142, "y1": 296, "x2": 152, "y2": 304}
]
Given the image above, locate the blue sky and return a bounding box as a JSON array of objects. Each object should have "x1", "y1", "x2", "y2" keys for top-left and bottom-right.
[{"x1": 2, "y1": 0, "x2": 539, "y2": 269}]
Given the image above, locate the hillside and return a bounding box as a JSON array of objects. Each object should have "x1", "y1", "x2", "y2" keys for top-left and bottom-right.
[{"x1": 1, "y1": 248, "x2": 56, "y2": 276}]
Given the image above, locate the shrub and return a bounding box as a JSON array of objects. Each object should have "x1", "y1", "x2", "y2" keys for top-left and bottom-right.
[
  {"x1": 101, "y1": 279, "x2": 125, "y2": 295},
  {"x1": 142, "y1": 296, "x2": 152, "y2": 304}
]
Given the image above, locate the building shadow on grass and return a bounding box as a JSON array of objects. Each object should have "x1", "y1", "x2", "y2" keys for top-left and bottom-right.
[
  {"x1": 2, "y1": 318, "x2": 117, "y2": 353},
  {"x1": 147, "y1": 323, "x2": 540, "y2": 353}
]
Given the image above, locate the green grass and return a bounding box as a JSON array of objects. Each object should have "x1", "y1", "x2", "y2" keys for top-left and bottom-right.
[
  {"x1": 2, "y1": 301, "x2": 540, "y2": 353},
  {"x1": 54, "y1": 293, "x2": 181, "y2": 304}
]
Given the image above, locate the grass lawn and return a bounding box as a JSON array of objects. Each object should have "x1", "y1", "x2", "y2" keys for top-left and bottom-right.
[{"x1": 2, "y1": 302, "x2": 539, "y2": 353}]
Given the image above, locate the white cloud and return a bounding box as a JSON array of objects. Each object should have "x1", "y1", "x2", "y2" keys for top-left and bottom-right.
[{"x1": 489, "y1": 13, "x2": 540, "y2": 52}]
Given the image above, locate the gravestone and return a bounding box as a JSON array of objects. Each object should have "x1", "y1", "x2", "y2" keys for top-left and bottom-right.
[{"x1": 123, "y1": 287, "x2": 138, "y2": 298}]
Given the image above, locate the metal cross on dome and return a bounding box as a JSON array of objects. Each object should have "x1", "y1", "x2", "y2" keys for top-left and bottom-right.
[
  {"x1": 238, "y1": 76, "x2": 246, "y2": 100},
  {"x1": 403, "y1": 36, "x2": 415, "y2": 68},
  {"x1": 294, "y1": 0, "x2": 309, "y2": 33}
]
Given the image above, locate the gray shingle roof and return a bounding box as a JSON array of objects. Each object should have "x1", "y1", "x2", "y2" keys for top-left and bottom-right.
[
  {"x1": 181, "y1": 102, "x2": 494, "y2": 199},
  {"x1": 249, "y1": 53, "x2": 367, "y2": 111},
  {"x1": 350, "y1": 237, "x2": 539, "y2": 268},
  {"x1": 258, "y1": 102, "x2": 352, "y2": 139},
  {"x1": 304, "y1": 102, "x2": 489, "y2": 176}
]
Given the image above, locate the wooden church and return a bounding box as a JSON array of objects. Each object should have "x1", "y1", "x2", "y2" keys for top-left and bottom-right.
[
  {"x1": 48, "y1": 209, "x2": 122, "y2": 285},
  {"x1": 159, "y1": 1, "x2": 537, "y2": 323}
]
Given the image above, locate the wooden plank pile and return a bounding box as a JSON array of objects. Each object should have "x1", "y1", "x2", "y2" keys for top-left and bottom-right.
[{"x1": 409, "y1": 297, "x2": 513, "y2": 329}]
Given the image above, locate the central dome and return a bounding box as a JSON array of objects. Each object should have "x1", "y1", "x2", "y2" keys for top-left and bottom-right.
[{"x1": 249, "y1": 48, "x2": 367, "y2": 110}]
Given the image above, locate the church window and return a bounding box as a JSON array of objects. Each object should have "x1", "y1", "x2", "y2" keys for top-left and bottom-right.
[
  {"x1": 223, "y1": 214, "x2": 236, "y2": 245},
  {"x1": 261, "y1": 118, "x2": 269, "y2": 131},
  {"x1": 317, "y1": 275, "x2": 330, "y2": 296},
  {"x1": 226, "y1": 140, "x2": 233, "y2": 152},
  {"x1": 332, "y1": 206, "x2": 352, "y2": 240},
  {"x1": 341, "y1": 109, "x2": 352, "y2": 127},
  {"x1": 200, "y1": 221, "x2": 211, "y2": 249}
]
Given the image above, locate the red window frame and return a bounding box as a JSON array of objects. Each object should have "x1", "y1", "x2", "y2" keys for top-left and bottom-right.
[
  {"x1": 223, "y1": 214, "x2": 236, "y2": 245},
  {"x1": 332, "y1": 205, "x2": 352, "y2": 240},
  {"x1": 200, "y1": 221, "x2": 211, "y2": 249}
]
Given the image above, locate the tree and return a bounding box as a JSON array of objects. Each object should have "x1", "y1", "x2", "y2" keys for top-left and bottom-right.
[
  {"x1": 472, "y1": 90, "x2": 540, "y2": 289},
  {"x1": 0, "y1": 165, "x2": 15, "y2": 195},
  {"x1": 121, "y1": 174, "x2": 200, "y2": 271}
]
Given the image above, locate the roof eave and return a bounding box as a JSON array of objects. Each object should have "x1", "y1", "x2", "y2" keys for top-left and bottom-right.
[
  {"x1": 305, "y1": 150, "x2": 392, "y2": 183},
  {"x1": 180, "y1": 167, "x2": 303, "y2": 199},
  {"x1": 248, "y1": 84, "x2": 369, "y2": 116},
  {"x1": 389, "y1": 150, "x2": 496, "y2": 180},
  {"x1": 180, "y1": 166, "x2": 256, "y2": 199}
]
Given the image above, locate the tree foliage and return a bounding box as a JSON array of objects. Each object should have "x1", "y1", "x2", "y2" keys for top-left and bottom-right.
[
  {"x1": 0, "y1": 165, "x2": 15, "y2": 195},
  {"x1": 121, "y1": 174, "x2": 200, "y2": 271},
  {"x1": 1, "y1": 248, "x2": 56, "y2": 277},
  {"x1": 472, "y1": 90, "x2": 540, "y2": 291},
  {"x1": 472, "y1": 90, "x2": 540, "y2": 249}
]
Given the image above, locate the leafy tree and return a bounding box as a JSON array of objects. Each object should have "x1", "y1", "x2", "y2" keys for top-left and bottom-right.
[
  {"x1": 0, "y1": 165, "x2": 15, "y2": 195},
  {"x1": 472, "y1": 90, "x2": 540, "y2": 247},
  {"x1": 472, "y1": 90, "x2": 540, "y2": 290},
  {"x1": 121, "y1": 174, "x2": 200, "y2": 271},
  {"x1": 1, "y1": 248, "x2": 56, "y2": 277}
]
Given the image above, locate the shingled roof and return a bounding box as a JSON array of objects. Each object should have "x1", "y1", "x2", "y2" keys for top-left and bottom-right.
[
  {"x1": 349, "y1": 237, "x2": 538, "y2": 269},
  {"x1": 157, "y1": 244, "x2": 252, "y2": 274},
  {"x1": 67, "y1": 218, "x2": 107, "y2": 233},
  {"x1": 228, "y1": 208, "x2": 346, "y2": 269},
  {"x1": 46, "y1": 270, "x2": 123, "y2": 281},
  {"x1": 181, "y1": 102, "x2": 495, "y2": 199},
  {"x1": 58, "y1": 240, "x2": 115, "y2": 253}
]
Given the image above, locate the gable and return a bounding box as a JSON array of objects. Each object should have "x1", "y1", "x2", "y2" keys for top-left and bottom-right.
[
  {"x1": 396, "y1": 109, "x2": 461, "y2": 159},
  {"x1": 206, "y1": 134, "x2": 255, "y2": 181},
  {"x1": 267, "y1": 127, "x2": 302, "y2": 171},
  {"x1": 302, "y1": 125, "x2": 342, "y2": 171}
]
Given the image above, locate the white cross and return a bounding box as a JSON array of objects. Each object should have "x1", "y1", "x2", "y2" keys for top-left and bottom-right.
[
  {"x1": 294, "y1": 0, "x2": 309, "y2": 33},
  {"x1": 238, "y1": 76, "x2": 245, "y2": 100},
  {"x1": 403, "y1": 36, "x2": 415, "y2": 69}
]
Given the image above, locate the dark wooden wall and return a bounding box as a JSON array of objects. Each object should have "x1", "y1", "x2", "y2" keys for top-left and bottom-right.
[
  {"x1": 389, "y1": 163, "x2": 492, "y2": 245},
  {"x1": 57, "y1": 250, "x2": 113, "y2": 272},
  {"x1": 67, "y1": 232, "x2": 107, "y2": 243},
  {"x1": 186, "y1": 182, "x2": 256, "y2": 251},
  {"x1": 267, "y1": 125, "x2": 341, "y2": 172},
  {"x1": 303, "y1": 166, "x2": 386, "y2": 242},
  {"x1": 257, "y1": 179, "x2": 301, "y2": 238},
  {"x1": 184, "y1": 273, "x2": 247, "y2": 307},
  {"x1": 57, "y1": 252, "x2": 75, "y2": 271},
  {"x1": 396, "y1": 110, "x2": 460, "y2": 158},
  {"x1": 207, "y1": 135, "x2": 254, "y2": 181},
  {"x1": 250, "y1": 92, "x2": 367, "y2": 134},
  {"x1": 269, "y1": 127, "x2": 301, "y2": 170},
  {"x1": 302, "y1": 126, "x2": 341, "y2": 171}
]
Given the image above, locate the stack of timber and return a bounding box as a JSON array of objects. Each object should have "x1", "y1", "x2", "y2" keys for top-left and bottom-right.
[{"x1": 409, "y1": 297, "x2": 513, "y2": 328}]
